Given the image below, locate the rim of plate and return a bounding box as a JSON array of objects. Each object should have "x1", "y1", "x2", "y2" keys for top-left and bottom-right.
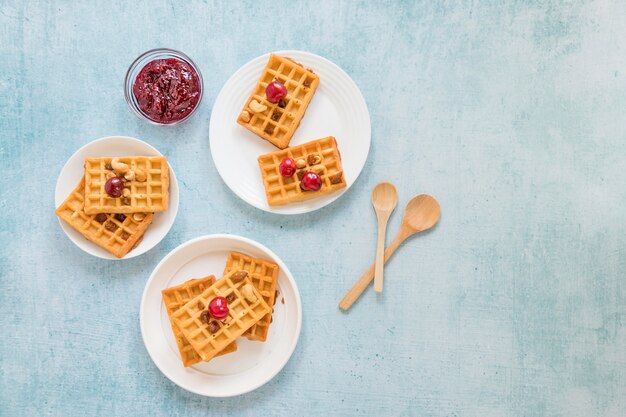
[
  {"x1": 209, "y1": 50, "x2": 371, "y2": 215},
  {"x1": 139, "y1": 234, "x2": 302, "y2": 397},
  {"x1": 54, "y1": 135, "x2": 179, "y2": 260}
]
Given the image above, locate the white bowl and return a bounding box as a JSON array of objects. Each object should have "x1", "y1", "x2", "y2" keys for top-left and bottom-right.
[
  {"x1": 140, "y1": 234, "x2": 302, "y2": 397},
  {"x1": 54, "y1": 135, "x2": 179, "y2": 260}
]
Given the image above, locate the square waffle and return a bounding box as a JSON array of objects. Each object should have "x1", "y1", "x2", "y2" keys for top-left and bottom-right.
[
  {"x1": 237, "y1": 54, "x2": 319, "y2": 149},
  {"x1": 171, "y1": 270, "x2": 271, "y2": 362},
  {"x1": 257, "y1": 136, "x2": 347, "y2": 206},
  {"x1": 162, "y1": 276, "x2": 237, "y2": 367},
  {"x1": 223, "y1": 252, "x2": 279, "y2": 342},
  {"x1": 55, "y1": 178, "x2": 153, "y2": 258},
  {"x1": 83, "y1": 156, "x2": 169, "y2": 215}
]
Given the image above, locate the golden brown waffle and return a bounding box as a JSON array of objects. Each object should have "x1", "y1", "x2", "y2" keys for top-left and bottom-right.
[
  {"x1": 83, "y1": 156, "x2": 169, "y2": 214},
  {"x1": 223, "y1": 252, "x2": 279, "y2": 342},
  {"x1": 171, "y1": 270, "x2": 271, "y2": 362},
  {"x1": 257, "y1": 136, "x2": 347, "y2": 206},
  {"x1": 237, "y1": 54, "x2": 319, "y2": 149},
  {"x1": 55, "y1": 178, "x2": 153, "y2": 258},
  {"x1": 161, "y1": 276, "x2": 237, "y2": 367}
]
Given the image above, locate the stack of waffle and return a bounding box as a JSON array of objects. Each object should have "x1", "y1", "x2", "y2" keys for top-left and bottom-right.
[
  {"x1": 162, "y1": 252, "x2": 280, "y2": 367},
  {"x1": 55, "y1": 156, "x2": 170, "y2": 258}
]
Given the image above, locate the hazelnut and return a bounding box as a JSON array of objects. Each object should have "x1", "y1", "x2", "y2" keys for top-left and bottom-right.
[
  {"x1": 295, "y1": 159, "x2": 306, "y2": 169},
  {"x1": 231, "y1": 270, "x2": 248, "y2": 283},
  {"x1": 226, "y1": 293, "x2": 235, "y2": 303},
  {"x1": 104, "y1": 221, "x2": 118, "y2": 232},
  {"x1": 111, "y1": 158, "x2": 129, "y2": 174},
  {"x1": 120, "y1": 231, "x2": 130, "y2": 240},
  {"x1": 264, "y1": 125, "x2": 274, "y2": 135},
  {"x1": 208, "y1": 320, "x2": 220, "y2": 334},
  {"x1": 132, "y1": 213, "x2": 145, "y2": 222},
  {"x1": 249, "y1": 100, "x2": 267, "y2": 113},
  {"x1": 114, "y1": 213, "x2": 126, "y2": 222},
  {"x1": 124, "y1": 170, "x2": 135, "y2": 181},
  {"x1": 240, "y1": 110, "x2": 251, "y2": 123},
  {"x1": 134, "y1": 168, "x2": 147, "y2": 182},
  {"x1": 94, "y1": 213, "x2": 107, "y2": 224},
  {"x1": 241, "y1": 283, "x2": 257, "y2": 303},
  {"x1": 278, "y1": 98, "x2": 286, "y2": 108}
]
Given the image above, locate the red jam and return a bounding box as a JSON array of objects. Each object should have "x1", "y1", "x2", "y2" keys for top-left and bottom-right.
[{"x1": 132, "y1": 58, "x2": 201, "y2": 124}]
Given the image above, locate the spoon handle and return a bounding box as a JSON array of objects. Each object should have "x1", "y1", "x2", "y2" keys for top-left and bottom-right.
[
  {"x1": 373, "y1": 217, "x2": 389, "y2": 293},
  {"x1": 338, "y1": 232, "x2": 407, "y2": 311}
]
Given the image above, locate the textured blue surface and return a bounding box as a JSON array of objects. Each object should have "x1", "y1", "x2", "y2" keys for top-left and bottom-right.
[{"x1": 1, "y1": 1, "x2": 625, "y2": 416}]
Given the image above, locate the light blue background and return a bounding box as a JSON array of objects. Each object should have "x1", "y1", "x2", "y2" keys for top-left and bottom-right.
[{"x1": 1, "y1": 1, "x2": 625, "y2": 416}]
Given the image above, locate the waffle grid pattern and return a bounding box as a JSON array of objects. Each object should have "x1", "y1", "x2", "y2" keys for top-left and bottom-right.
[
  {"x1": 237, "y1": 54, "x2": 319, "y2": 149},
  {"x1": 257, "y1": 136, "x2": 347, "y2": 206},
  {"x1": 55, "y1": 178, "x2": 153, "y2": 258},
  {"x1": 223, "y1": 252, "x2": 279, "y2": 341},
  {"x1": 172, "y1": 270, "x2": 271, "y2": 362},
  {"x1": 162, "y1": 276, "x2": 237, "y2": 367},
  {"x1": 83, "y1": 156, "x2": 169, "y2": 214}
]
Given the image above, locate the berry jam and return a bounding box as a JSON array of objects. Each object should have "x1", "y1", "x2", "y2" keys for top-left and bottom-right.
[{"x1": 132, "y1": 58, "x2": 201, "y2": 124}]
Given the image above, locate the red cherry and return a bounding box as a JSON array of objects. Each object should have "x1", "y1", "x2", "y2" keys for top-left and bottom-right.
[
  {"x1": 300, "y1": 172, "x2": 322, "y2": 191},
  {"x1": 266, "y1": 81, "x2": 287, "y2": 103},
  {"x1": 208, "y1": 297, "x2": 229, "y2": 320},
  {"x1": 104, "y1": 177, "x2": 125, "y2": 198},
  {"x1": 279, "y1": 157, "x2": 296, "y2": 177}
]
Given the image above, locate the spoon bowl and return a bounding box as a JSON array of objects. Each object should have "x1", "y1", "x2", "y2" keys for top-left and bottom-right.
[{"x1": 372, "y1": 182, "x2": 398, "y2": 212}]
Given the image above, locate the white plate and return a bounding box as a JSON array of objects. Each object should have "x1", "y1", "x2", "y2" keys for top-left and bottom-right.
[
  {"x1": 209, "y1": 50, "x2": 371, "y2": 214},
  {"x1": 54, "y1": 136, "x2": 179, "y2": 260},
  {"x1": 140, "y1": 234, "x2": 302, "y2": 397}
]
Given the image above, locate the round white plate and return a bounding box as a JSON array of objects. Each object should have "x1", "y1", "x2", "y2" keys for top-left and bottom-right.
[
  {"x1": 209, "y1": 50, "x2": 371, "y2": 215},
  {"x1": 140, "y1": 234, "x2": 302, "y2": 397},
  {"x1": 54, "y1": 136, "x2": 179, "y2": 260}
]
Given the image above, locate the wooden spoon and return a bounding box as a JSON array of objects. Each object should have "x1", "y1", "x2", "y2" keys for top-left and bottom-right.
[
  {"x1": 372, "y1": 182, "x2": 398, "y2": 293},
  {"x1": 338, "y1": 194, "x2": 441, "y2": 311}
]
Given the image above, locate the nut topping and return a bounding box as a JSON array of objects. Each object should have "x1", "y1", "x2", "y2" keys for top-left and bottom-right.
[
  {"x1": 226, "y1": 293, "x2": 235, "y2": 303},
  {"x1": 134, "y1": 168, "x2": 147, "y2": 182},
  {"x1": 240, "y1": 110, "x2": 251, "y2": 123},
  {"x1": 271, "y1": 109, "x2": 282, "y2": 121},
  {"x1": 231, "y1": 270, "x2": 248, "y2": 283},
  {"x1": 295, "y1": 159, "x2": 306, "y2": 169},
  {"x1": 278, "y1": 98, "x2": 286, "y2": 108},
  {"x1": 208, "y1": 320, "x2": 220, "y2": 334},
  {"x1": 303, "y1": 79, "x2": 311, "y2": 88},
  {"x1": 241, "y1": 283, "x2": 257, "y2": 303},
  {"x1": 296, "y1": 170, "x2": 306, "y2": 180},
  {"x1": 124, "y1": 170, "x2": 135, "y2": 181},
  {"x1": 105, "y1": 171, "x2": 116, "y2": 180},
  {"x1": 200, "y1": 310, "x2": 211, "y2": 324},
  {"x1": 114, "y1": 213, "x2": 126, "y2": 222},
  {"x1": 307, "y1": 154, "x2": 321, "y2": 165},
  {"x1": 329, "y1": 171, "x2": 343, "y2": 184},
  {"x1": 122, "y1": 188, "x2": 131, "y2": 197},
  {"x1": 94, "y1": 213, "x2": 107, "y2": 224},
  {"x1": 249, "y1": 99, "x2": 267, "y2": 113},
  {"x1": 104, "y1": 221, "x2": 118, "y2": 232},
  {"x1": 264, "y1": 125, "x2": 274, "y2": 135},
  {"x1": 111, "y1": 158, "x2": 129, "y2": 174},
  {"x1": 121, "y1": 196, "x2": 131, "y2": 205},
  {"x1": 132, "y1": 213, "x2": 145, "y2": 222},
  {"x1": 105, "y1": 163, "x2": 113, "y2": 170},
  {"x1": 197, "y1": 302, "x2": 204, "y2": 310},
  {"x1": 120, "y1": 231, "x2": 130, "y2": 240}
]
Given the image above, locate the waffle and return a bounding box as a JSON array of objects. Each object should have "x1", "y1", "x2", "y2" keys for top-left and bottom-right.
[
  {"x1": 223, "y1": 252, "x2": 279, "y2": 342},
  {"x1": 257, "y1": 136, "x2": 347, "y2": 206},
  {"x1": 55, "y1": 178, "x2": 153, "y2": 258},
  {"x1": 237, "y1": 54, "x2": 319, "y2": 149},
  {"x1": 83, "y1": 156, "x2": 170, "y2": 214},
  {"x1": 162, "y1": 276, "x2": 237, "y2": 367},
  {"x1": 171, "y1": 270, "x2": 271, "y2": 362}
]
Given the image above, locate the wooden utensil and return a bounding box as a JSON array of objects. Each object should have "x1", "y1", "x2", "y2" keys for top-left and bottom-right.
[
  {"x1": 372, "y1": 182, "x2": 398, "y2": 293},
  {"x1": 338, "y1": 194, "x2": 441, "y2": 311}
]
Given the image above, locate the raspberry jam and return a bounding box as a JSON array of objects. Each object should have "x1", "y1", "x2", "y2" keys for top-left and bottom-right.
[{"x1": 132, "y1": 58, "x2": 201, "y2": 124}]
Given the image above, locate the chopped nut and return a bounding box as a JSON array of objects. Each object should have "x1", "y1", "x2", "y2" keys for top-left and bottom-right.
[
  {"x1": 105, "y1": 171, "x2": 116, "y2": 180},
  {"x1": 295, "y1": 159, "x2": 306, "y2": 169},
  {"x1": 134, "y1": 168, "x2": 147, "y2": 182},
  {"x1": 240, "y1": 110, "x2": 251, "y2": 123},
  {"x1": 297, "y1": 170, "x2": 305, "y2": 180},
  {"x1": 105, "y1": 163, "x2": 113, "y2": 170},
  {"x1": 306, "y1": 154, "x2": 318, "y2": 165},
  {"x1": 310, "y1": 164, "x2": 325, "y2": 173},
  {"x1": 111, "y1": 158, "x2": 129, "y2": 174},
  {"x1": 197, "y1": 302, "x2": 204, "y2": 310},
  {"x1": 104, "y1": 221, "x2": 118, "y2": 232},
  {"x1": 329, "y1": 171, "x2": 344, "y2": 184},
  {"x1": 303, "y1": 79, "x2": 311, "y2": 88},
  {"x1": 121, "y1": 197, "x2": 131, "y2": 205},
  {"x1": 271, "y1": 109, "x2": 282, "y2": 121},
  {"x1": 278, "y1": 98, "x2": 286, "y2": 108},
  {"x1": 132, "y1": 213, "x2": 145, "y2": 222},
  {"x1": 249, "y1": 99, "x2": 267, "y2": 113},
  {"x1": 122, "y1": 188, "x2": 131, "y2": 197},
  {"x1": 200, "y1": 310, "x2": 211, "y2": 324},
  {"x1": 231, "y1": 270, "x2": 248, "y2": 283},
  {"x1": 241, "y1": 283, "x2": 257, "y2": 303},
  {"x1": 226, "y1": 293, "x2": 235, "y2": 303},
  {"x1": 208, "y1": 320, "x2": 220, "y2": 334},
  {"x1": 264, "y1": 125, "x2": 274, "y2": 135},
  {"x1": 124, "y1": 170, "x2": 135, "y2": 181},
  {"x1": 114, "y1": 213, "x2": 126, "y2": 222},
  {"x1": 94, "y1": 213, "x2": 107, "y2": 223},
  {"x1": 120, "y1": 231, "x2": 130, "y2": 240}
]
